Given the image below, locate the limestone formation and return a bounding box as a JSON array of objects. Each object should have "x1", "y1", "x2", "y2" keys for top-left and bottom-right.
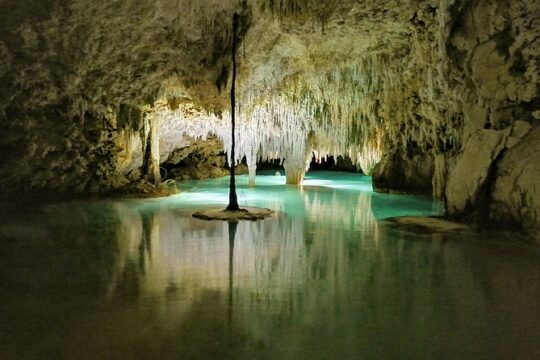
[
  {"x1": 491, "y1": 126, "x2": 540, "y2": 237},
  {"x1": 192, "y1": 206, "x2": 274, "y2": 221},
  {"x1": 0, "y1": 0, "x2": 538, "y2": 235},
  {"x1": 372, "y1": 150, "x2": 434, "y2": 195},
  {"x1": 163, "y1": 138, "x2": 229, "y2": 181},
  {"x1": 445, "y1": 129, "x2": 510, "y2": 216}
]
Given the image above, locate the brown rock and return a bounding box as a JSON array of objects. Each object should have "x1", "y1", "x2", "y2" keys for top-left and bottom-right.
[
  {"x1": 372, "y1": 150, "x2": 434, "y2": 195},
  {"x1": 445, "y1": 129, "x2": 510, "y2": 216},
  {"x1": 491, "y1": 125, "x2": 540, "y2": 237}
]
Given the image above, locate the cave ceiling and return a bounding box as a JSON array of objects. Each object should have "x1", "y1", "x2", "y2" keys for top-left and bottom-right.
[
  {"x1": 0, "y1": 0, "x2": 440, "y2": 114},
  {"x1": 1, "y1": 0, "x2": 538, "y2": 196}
]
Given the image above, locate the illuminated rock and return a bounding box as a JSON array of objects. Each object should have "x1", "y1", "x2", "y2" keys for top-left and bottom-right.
[
  {"x1": 0, "y1": 0, "x2": 539, "y2": 234},
  {"x1": 491, "y1": 126, "x2": 540, "y2": 238}
]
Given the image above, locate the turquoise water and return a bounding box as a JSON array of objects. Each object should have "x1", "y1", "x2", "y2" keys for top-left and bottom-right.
[
  {"x1": 171, "y1": 171, "x2": 440, "y2": 220},
  {"x1": 1, "y1": 171, "x2": 539, "y2": 359}
]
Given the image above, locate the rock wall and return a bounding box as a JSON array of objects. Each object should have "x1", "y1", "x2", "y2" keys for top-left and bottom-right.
[
  {"x1": 372, "y1": 150, "x2": 434, "y2": 195},
  {"x1": 368, "y1": 0, "x2": 539, "y2": 236},
  {"x1": 0, "y1": 0, "x2": 539, "y2": 236},
  {"x1": 491, "y1": 126, "x2": 540, "y2": 236},
  {"x1": 437, "y1": 0, "x2": 539, "y2": 236},
  {"x1": 162, "y1": 137, "x2": 229, "y2": 181},
  {"x1": 0, "y1": 0, "x2": 244, "y2": 195}
]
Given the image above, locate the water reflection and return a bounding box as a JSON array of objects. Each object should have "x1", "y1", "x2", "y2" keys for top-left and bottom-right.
[
  {"x1": 227, "y1": 221, "x2": 237, "y2": 324},
  {"x1": 0, "y1": 173, "x2": 539, "y2": 359}
]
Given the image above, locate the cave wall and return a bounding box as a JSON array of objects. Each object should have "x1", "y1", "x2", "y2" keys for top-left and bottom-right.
[
  {"x1": 0, "y1": 0, "x2": 242, "y2": 195},
  {"x1": 162, "y1": 137, "x2": 231, "y2": 181},
  {"x1": 438, "y1": 0, "x2": 539, "y2": 234},
  {"x1": 368, "y1": 0, "x2": 539, "y2": 235},
  {"x1": 372, "y1": 149, "x2": 434, "y2": 195},
  {"x1": 0, "y1": 0, "x2": 539, "y2": 235}
]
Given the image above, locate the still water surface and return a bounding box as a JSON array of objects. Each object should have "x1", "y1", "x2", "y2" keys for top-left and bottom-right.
[{"x1": 1, "y1": 172, "x2": 539, "y2": 359}]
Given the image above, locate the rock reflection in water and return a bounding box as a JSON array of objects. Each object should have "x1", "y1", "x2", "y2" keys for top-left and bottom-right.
[{"x1": 0, "y1": 173, "x2": 539, "y2": 359}]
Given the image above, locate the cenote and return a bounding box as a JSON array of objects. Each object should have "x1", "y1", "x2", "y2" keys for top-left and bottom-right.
[
  {"x1": 1, "y1": 171, "x2": 539, "y2": 359},
  {"x1": 2, "y1": 1, "x2": 540, "y2": 359}
]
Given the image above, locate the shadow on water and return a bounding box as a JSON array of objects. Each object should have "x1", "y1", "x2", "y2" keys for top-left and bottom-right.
[{"x1": 0, "y1": 172, "x2": 539, "y2": 359}]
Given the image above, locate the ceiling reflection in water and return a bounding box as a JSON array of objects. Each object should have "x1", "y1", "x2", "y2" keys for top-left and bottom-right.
[{"x1": 0, "y1": 172, "x2": 539, "y2": 359}]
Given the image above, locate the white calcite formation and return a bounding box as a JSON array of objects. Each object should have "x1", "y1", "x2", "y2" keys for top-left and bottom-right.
[
  {"x1": 155, "y1": 95, "x2": 380, "y2": 186},
  {"x1": 0, "y1": 0, "x2": 539, "y2": 236}
]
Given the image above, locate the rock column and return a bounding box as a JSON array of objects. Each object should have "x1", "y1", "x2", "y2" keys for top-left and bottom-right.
[
  {"x1": 141, "y1": 116, "x2": 161, "y2": 185},
  {"x1": 284, "y1": 154, "x2": 311, "y2": 185}
]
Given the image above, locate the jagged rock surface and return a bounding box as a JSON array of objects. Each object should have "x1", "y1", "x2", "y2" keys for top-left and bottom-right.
[
  {"x1": 445, "y1": 129, "x2": 510, "y2": 216},
  {"x1": 163, "y1": 137, "x2": 229, "y2": 181},
  {"x1": 491, "y1": 126, "x2": 540, "y2": 236},
  {"x1": 0, "y1": 0, "x2": 244, "y2": 193},
  {"x1": 372, "y1": 150, "x2": 434, "y2": 195},
  {"x1": 0, "y1": 0, "x2": 539, "y2": 235}
]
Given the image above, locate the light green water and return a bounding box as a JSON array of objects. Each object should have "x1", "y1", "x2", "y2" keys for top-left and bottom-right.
[{"x1": 1, "y1": 171, "x2": 539, "y2": 359}]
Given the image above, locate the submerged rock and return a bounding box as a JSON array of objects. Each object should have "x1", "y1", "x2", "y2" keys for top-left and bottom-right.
[{"x1": 383, "y1": 216, "x2": 472, "y2": 236}]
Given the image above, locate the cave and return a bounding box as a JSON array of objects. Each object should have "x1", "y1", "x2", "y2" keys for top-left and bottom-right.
[{"x1": 1, "y1": 0, "x2": 539, "y2": 359}]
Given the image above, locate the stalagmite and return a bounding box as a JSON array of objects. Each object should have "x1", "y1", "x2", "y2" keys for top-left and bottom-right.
[
  {"x1": 284, "y1": 163, "x2": 308, "y2": 185},
  {"x1": 141, "y1": 116, "x2": 161, "y2": 185},
  {"x1": 247, "y1": 161, "x2": 257, "y2": 187}
]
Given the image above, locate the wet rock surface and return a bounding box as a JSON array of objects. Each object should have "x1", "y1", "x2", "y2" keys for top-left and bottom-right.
[
  {"x1": 383, "y1": 216, "x2": 472, "y2": 236},
  {"x1": 0, "y1": 0, "x2": 539, "y2": 234},
  {"x1": 192, "y1": 207, "x2": 275, "y2": 221}
]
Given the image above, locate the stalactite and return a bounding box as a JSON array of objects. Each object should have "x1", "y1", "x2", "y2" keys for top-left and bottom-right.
[{"x1": 154, "y1": 37, "x2": 462, "y2": 183}]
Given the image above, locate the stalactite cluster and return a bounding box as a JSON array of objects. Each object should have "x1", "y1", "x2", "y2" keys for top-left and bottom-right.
[{"x1": 0, "y1": 0, "x2": 538, "y2": 234}]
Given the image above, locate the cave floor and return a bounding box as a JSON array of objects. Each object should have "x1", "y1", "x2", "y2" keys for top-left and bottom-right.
[{"x1": 1, "y1": 171, "x2": 539, "y2": 359}]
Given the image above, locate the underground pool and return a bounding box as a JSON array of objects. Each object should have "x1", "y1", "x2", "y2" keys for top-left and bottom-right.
[{"x1": 0, "y1": 171, "x2": 539, "y2": 359}]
